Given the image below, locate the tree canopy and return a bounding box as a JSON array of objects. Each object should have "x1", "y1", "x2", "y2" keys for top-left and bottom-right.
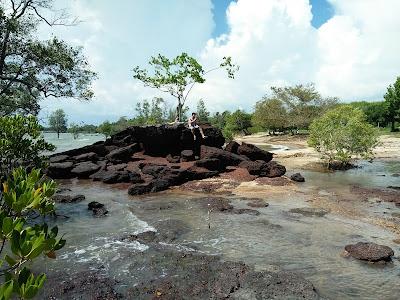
[
  {"x1": 48, "y1": 109, "x2": 67, "y2": 138},
  {"x1": 0, "y1": 0, "x2": 96, "y2": 116},
  {"x1": 133, "y1": 53, "x2": 238, "y2": 121},
  {"x1": 308, "y1": 106, "x2": 378, "y2": 168},
  {"x1": 383, "y1": 76, "x2": 400, "y2": 132}
]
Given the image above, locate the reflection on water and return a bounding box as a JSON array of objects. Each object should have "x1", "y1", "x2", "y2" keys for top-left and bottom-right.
[
  {"x1": 36, "y1": 160, "x2": 400, "y2": 299},
  {"x1": 42, "y1": 132, "x2": 104, "y2": 154}
]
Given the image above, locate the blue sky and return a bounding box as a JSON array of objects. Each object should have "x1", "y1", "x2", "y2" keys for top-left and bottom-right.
[{"x1": 39, "y1": 0, "x2": 400, "y2": 125}]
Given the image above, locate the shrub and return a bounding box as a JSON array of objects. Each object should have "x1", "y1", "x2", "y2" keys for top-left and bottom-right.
[
  {"x1": 0, "y1": 115, "x2": 55, "y2": 178},
  {"x1": 0, "y1": 168, "x2": 65, "y2": 299},
  {"x1": 308, "y1": 106, "x2": 379, "y2": 168}
]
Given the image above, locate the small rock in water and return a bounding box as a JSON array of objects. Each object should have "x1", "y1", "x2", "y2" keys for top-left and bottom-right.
[
  {"x1": 344, "y1": 242, "x2": 394, "y2": 262},
  {"x1": 387, "y1": 186, "x2": 400, "y2": 190},
  {"x1": 392, "y1": 173, "x2": 400, "y2": 177},
  {"x1": 88, "y1": 201, "x2": 108, "y2": 217},
  {"x1": 392, "y1": 239, "x2": 400, "y2": 244},
  {"x1": 289, "y1": 207, "x2": 329, "y2": 217},
  {"x1": 290, "y1": 172, "x2": 305, "y2": 182},
  {"x1": 247, "y1": 199, "x2": 269, "y2": 208}
]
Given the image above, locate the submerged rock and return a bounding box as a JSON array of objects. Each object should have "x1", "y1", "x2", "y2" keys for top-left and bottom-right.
[
  {"x1": 88, "y1": 201, "x2": 108, "y2": 217},
  {"x1": 344, "y1": 242, "x2": 394, "y2": 262},
  {"x1": 291, "y1": 172, "x2": 305, "y2": 182},
  {"x1": 247, "y1": 199, "x2": 269, "y2": 208},
  {"x1": 289, "y1": 207, "x2": 329, "y2": 217},
  {"x1": 53, "y1": 194, "x2": 85, "y2": 203}
]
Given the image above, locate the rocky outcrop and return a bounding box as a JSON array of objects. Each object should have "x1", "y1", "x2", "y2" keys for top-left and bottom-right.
[
  {"x1": 88, "y1": 201, "x2": 108, "y2": 217},
  {"x1": 47, "y1": 125, "x2": 288, "y2": 195},
  {"x1": 344, "y1": 242, "x2": 394, "y2": 262}
]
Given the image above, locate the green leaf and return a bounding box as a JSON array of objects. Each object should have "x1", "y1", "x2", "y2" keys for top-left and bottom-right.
[{"x1": 0, "y1": 280, "x2": 13, "y2": 300}]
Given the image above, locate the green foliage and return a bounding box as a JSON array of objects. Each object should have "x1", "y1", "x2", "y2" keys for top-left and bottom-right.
[
  {"x1": 223, "y1": 110, "x2": 252, "y2": 140},
  {"x1": 68, "y1": 123, "x2": 80, "y2": 139},
  {"x1": 383, "y1": 76, "x2": 400, "y2": 132},
  {"x1": 0, "y1": 115, "x2": 54, "y2": 177},
  {"x1": 210, "y1": 111, "x2": 231, "y2": 130},
  {"x1": 349, "y1": 101, "x2": 389, "y2": 127},
  {"x1": 133, "y1": 53, "x2": 238, "y2": 120},
  {"x1": 0, "y1": 0, "x2": 96, "y2": 116},
  {"x1": 0, "y1": 168, "x2": 65, "y2": 300},
  {"x1": 133, "y1": 98, "x2": 166, "y2": 125},
  {"x1": 308, "y1": 106, "x2": 379, "y2": 168},
  {"x1": 48, "y1": 109, "x2": 67, "y2": 138},
  {"x1": 252, "y1": 98, "x2": 287, "y2": 133},
  {"x1": 269, "y1": 83, "x2": 338, "y2": 130},
  {"x1": 97, "y1": 121, "x2": 115, "y2": 138},
  {"x1": 196, "y1": 99, "x2": 210, "y2": 122}
]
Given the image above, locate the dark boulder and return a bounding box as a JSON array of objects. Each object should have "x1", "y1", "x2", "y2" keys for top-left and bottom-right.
[
  {"x1": 239, "y1": 160, "x2": 268, "y2": 176},
  {"x1": 74, "y1": 152, "x2": 98, "y2": 162},
  {"x1": 49, "y1": 155, "x2": 70, "y2": 163},
  {"x1": 185, "y1": 166, "x2": 219, "y2": 180},
  {"x1": 344, "y1": 242, "x2": 394, "y2": 262},
  {"x1": 266, "y1": 161, "x2": 286, "y2": 177},
  {"x1": 102, "y1": 170, "x2": 143, "y2": 184},
  {"x1": 181, "y1": 149, "x2": 195, "y2": 162},
  {"x1": 105, "y1": 143, "x2": 141, "y2": 163},
  {"x1": 200, "y1": 145, "x2": 247, "y2": 167},
  {"x1": 47, "y1": 161, "x2": 74, "y2": 179},
  {"x1": 239, "y1": 160, "x2": 285, "y2": 177},
  {"x1": 237, "y1": 142, "x2": 273, "y2": 162},
  {"x1": 88, "y1": 201, "x2": 108, "y2": 217},
  {"x1": 88, "y1": 201, "x2": 104, "y2": 210},
  {"x1": 224, "y1": 140, "x2": 240, "y2": 154},
  {"x1": 194, "y1": 158, "x2": 223, "y2": 171},
  {"x1": 71, "y1": 162, "x2": 101, "y2": 178},
  {"x1": 128, "y1": 182, "x2": 154, "y2": 195},
  {"x1": 291, "y1": 172, "x2": 305, "y2": 182}
]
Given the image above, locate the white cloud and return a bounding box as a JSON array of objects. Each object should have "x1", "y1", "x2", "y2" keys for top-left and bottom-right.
[{"x1": 38, "y1": 0, "x2": 400, "y2": 124}]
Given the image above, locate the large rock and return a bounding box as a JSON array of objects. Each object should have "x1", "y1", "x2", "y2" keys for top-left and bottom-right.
[
  {"x1": 181, "y1": 149, "x2": 194, "y2": 162},
  {"x1": 224, "y1": 140, "x2": 240, "y2": 154},
  {"x1": 71, "y1": 162, "x2": 101, "y2": 178},
  {"x1": 47, "y1": 161, "x2": 74, "y2": 179},
  {"x1": 194, "y1": 158, "x2": 223, "y2": 171},
  {"x1": 200, "y1": 145, "x2": 248, "y2": 167},
  {"x1": 239, "y1": 160, "x2": 286, "y2": 177},
  {"x1": 74, "y1": 152, "x2": 98, "y2": 162},
  {"x1": 344, "y1": 242, "x2": 394, "y2": 262},
  {"x1": 237, "y1": 142, "x2": 273, "y2": 162},
  {"x1": 105, "y1": 143, "x2": 141, "y2": 163},
  {"x1": 266, "y1": 161, "x2": 286, "y2": 177},
  {"x1": 49, "y1": 155, "x2": 70, "y2": 163}
]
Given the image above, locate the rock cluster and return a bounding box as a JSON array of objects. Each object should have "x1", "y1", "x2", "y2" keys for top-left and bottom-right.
[{"x1": 46, "y1": 124, "x2": 287, "y2": 195}]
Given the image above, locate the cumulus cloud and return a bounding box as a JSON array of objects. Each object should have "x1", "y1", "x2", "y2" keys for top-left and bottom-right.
[{"x1": 38, "y1": 0, "x2": 400, "y2": 124}]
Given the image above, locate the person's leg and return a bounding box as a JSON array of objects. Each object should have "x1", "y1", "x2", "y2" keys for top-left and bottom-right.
[
  {"x1": 190, "y1": 128, "x2": 196, "y2": 140},
  {"x1": 198, "y1": 126, "x2": 206, "y2": 138}
]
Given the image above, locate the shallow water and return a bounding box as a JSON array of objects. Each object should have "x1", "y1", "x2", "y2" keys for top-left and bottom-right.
[
  {"x1": 36, "y1": 159, "x2": 400, "y2": 299},
  {"x1": 43, "y1": 132, "x2": 105, "y2": 153}
]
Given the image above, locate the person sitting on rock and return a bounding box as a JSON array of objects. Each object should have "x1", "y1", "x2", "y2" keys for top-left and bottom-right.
[{"x1": 188, "y1": 112, "x2": 206, "y2": 140}]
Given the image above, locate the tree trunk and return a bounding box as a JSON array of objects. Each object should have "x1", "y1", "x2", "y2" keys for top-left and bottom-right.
[
  {"x1": 57, "y1": 130, "x2": 60, "y2": 139},
  {"x1": 391, "y1": 120, "x2": 395, "y2": 132}
]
